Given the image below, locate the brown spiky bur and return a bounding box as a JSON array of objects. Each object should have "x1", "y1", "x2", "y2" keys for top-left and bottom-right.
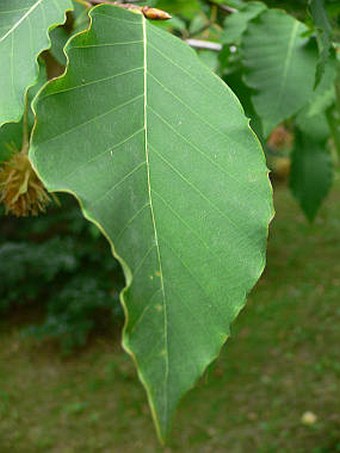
[
  {"x1": 266, "y1": 125, "x2": 294, "y2": 181},
  {"x1": 0, "y1": 151, "x2": 52, "y2": 217}
]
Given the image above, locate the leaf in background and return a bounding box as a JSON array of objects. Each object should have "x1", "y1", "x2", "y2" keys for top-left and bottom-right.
[
  {"x1": 72, "y1": 0, "x2": 90, "y2": 34},
  {"x1": 309, "y1": 0, "x2": 334, "y2": 87},
  {"x1": 222, "y1": 1, "x2": 266, "y2": 45},
  {"x1": 326, "y1": 69, "x2": 340, "y2": 155},
  {"x1": 49, "y1": 1, "x2": 91, "y2": 67},
  {"x1": 154, "y1": 0, "x2": 201, "y2": 19},
  {"x1": 0, "y1": 122, "x2": 22, "y2": 164},
  {"x1": 223, "y1": 70, "x2": 264, "y2": 143},
  {"x1": 30, "y1": 5, "x2": 273, "y2": 441},
  {"x1": 303, "y1": 57, "x2": 337, "y2": 118},
  {"x1": 0, "y1": 62, "x2": 47, "y2": 164},
  {"x1": 0, "y1": 0, "x2": 72, "y2": 126},
  {"x1": 296, "y1": 110, "x2": 330, "y2": 142},
  {"x1": 295, "y1": 57, "x2": 336, "y2": 143},
  {"x1": 213, "y1": 0, "x2": 246, "y2": 7},
  {"x1": 49, "y1": 26, "x2": 70, "y2": 66},
  {"x1": 290, "y1": 128, "x2": 333, "y2": 221},
  {"x1": 197, "y1": 49, "x2": 220, "y2": 72},
  {"x1": 327, "y1": 103, "x2": 340, "y2": 155},
  {"x1": 241, "y1": 9, "x2": 318, "y2": 137}
]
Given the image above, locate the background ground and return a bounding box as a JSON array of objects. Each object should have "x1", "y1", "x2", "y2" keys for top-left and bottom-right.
[{"x1": 0, "y1": 178, "x2": 339, "y2": 452}]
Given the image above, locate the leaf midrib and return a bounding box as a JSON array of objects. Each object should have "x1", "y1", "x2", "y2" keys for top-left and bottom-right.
[
  {"x1": 276, "y1": 20, "x2": 299, "y2": 110},
  {"x1": 142, "y1": 15, "x2": 169, "y2": 428},
  {"x1": 0, "y1": 0, "x2": 44, "y2": 43}
]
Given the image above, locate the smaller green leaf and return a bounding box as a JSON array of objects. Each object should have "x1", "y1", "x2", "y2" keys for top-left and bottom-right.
[
  {"x1": 290, "y1": 128, "x2": 333, "y2": 221},
  {"x1": 326, "y1": 67, "x2": 340, "y2": 155},
  {"x1": 222, "y1": 1, "x2": 266, "y2": 45},
  {"x1": 189, "y1": 12, "x2": 209, "y2": 36},
  {"x1": 305, "y1": 58, "x2": 337, "y2": 118},
  {"x1": 0, "y1": 62, "x2": 47, "y2": 164},
  {"x1": 309, "y1": 0, "x2": 334, "y2": 87},
  {"x1": 154, "y1": 0, "x2": 201, "y2": 19},
  {"x1": 0, "y1": 122, "x2": 22, "y2": 163},
  {"x1": 296, "y1": 110, "x2": 330, "y2": 142},
  {"x1": 242, "y1": 9, "x2": 318, "y2": 137},
  {"x1": 223, "y1": 69, "x2": 264, "y2": 143},
  {"x1": 152, "y1": 15, "x2": 187, "y2": 34},
  {"x1": 72, "y1": 0, "x2": 90, "y2": 34},
  {"x1": 0, "y1": 0, "x2": 73, "y2": 126},
  {"x1": 327, "y1": 104, "x2": 340, "y2": 155},
  {"x1": 49, "y1": 26, "x2": 70, "y2": 66},
  {"x1": 295, "y1": 57, "x2": 336, "y2": 142},
  {"x1": 213, "y1": 0, "x2": 246, "y2": 7},
  {"x1": 49, "y1": 2, "x2": 90, "y2": 66}
]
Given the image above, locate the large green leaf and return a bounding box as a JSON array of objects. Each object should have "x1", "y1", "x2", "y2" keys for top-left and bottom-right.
[
  {"x1": 241, "y1": 9, "x2": 318, "y2": 137},
  {"x1": 30, "y1": 5, "x2": 273, "y2": 440},
  {"x1": 290, "y1": 128, "x2": 333, "y2": 221},
  {"x1": 0, "y1": 0, "x2": 72, "y2": 126}
]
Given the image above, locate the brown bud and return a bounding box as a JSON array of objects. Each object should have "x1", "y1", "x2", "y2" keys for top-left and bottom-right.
[{"x1": 141, "y1": 7, "x2": 172, "y2": 21}]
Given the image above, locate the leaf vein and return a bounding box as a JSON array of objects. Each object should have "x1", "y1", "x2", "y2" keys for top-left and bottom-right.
[
  {"x1": 38, "y1": 93, "x2": 143, "y2": 145},
  {"x1": 40, "y1": 66, "x2": 144, "y2": 99},
  {"x1": 149, "y1": 144, "x2": 240, "y2": 232}
]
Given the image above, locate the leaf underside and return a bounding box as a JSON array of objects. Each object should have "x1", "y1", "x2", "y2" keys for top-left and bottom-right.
[
  {"x1": 0, "y1": 0, "x2": 72, "y2": 126},
  {"x1": 30, "y1": 5, "x2": 273, "y2": 441},
  {"x1": 242, "y1": 9, "x2": 318, "y2": 137}
]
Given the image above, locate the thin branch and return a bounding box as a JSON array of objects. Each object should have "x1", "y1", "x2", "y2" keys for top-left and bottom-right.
[
  {"x1": 88, "y1": 0, "x2": 172, "y2": 19},
  {"x1": 206, "y1": 1, "x2": 237, "y2": 14},
  {"x1": 186, "y1": 39, "x2": 222, "y2": 52},
  {"x1": 89, "y1": 0, "x2": 134, "y2": 6}
]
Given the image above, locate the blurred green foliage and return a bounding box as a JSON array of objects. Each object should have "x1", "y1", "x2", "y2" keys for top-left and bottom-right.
[{"x1": 0, "y1": 196, "x2": 124, "y2": 353}]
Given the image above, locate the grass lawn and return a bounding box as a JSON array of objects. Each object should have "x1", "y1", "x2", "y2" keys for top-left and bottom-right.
[{"x1": 0, "y1": 179, "x2": 339, "y2": 452}]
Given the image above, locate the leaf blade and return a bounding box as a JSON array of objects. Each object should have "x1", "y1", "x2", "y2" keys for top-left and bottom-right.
[
  {"x1": 0, "y1": 0, "x2": 72, "y2": 126},
  {"x1": 309, "y1": 0, "x2": 334, "y2": 87},
  {"x1": 30, "y1": 5, "x2": 273, "y2": 440},
  {"x1": 290, "y1": 128, "x2": 333, "y2": 221},
  {"x1": 222, "y1": 1, "x2": 267, "y2": 45},
  {"x1": 241, "y1": 9, "x2": 318, "y2": 137}
]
